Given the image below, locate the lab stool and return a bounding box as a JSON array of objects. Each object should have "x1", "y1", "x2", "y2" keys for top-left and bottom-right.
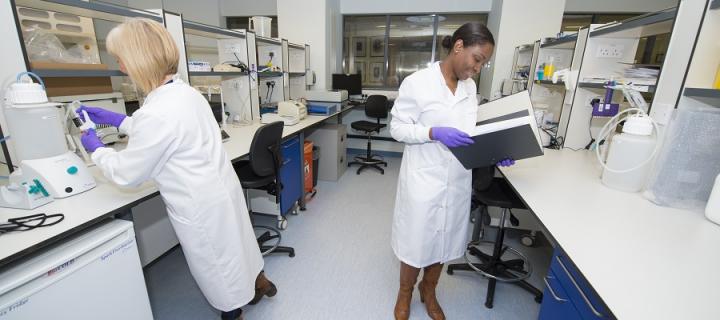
[
  {"x1": 447, "y1": 177, "x2": 543, "y2": 309},
  {"x1": 348, "y1": 95, "x2": 388, "y2": 175}
]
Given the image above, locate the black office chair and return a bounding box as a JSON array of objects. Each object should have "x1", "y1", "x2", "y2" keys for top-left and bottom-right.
[
  {"x1": 348, "y1": 95, "x2": 388, "y2": 175},
  {"x1": 233, "y1": 121, "x2": 295, "y2": 258},
  {"x1": 447, "y1": 169, "x2": 542, "y2": 309}
]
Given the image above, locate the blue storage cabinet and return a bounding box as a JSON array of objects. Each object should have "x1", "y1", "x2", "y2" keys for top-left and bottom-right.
[
  {"x1": 279, "y1": 136, "x2": 302, "y2": 216},
  {"x1": 539, "y1": 248, "x2": 611, "y2": 320}
]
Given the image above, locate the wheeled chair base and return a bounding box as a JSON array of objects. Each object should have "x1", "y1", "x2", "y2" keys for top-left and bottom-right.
[{"x1": 348, "y1": 156, "x2": 387, "y2": 175}]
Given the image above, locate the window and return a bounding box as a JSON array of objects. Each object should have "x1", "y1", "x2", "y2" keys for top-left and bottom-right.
[
  {"x1": 226, "y1": 16, "x2": 278, "y2": 38},
  {"x1": 342, "y1": 14, "x2": 488, "y2": 89}
]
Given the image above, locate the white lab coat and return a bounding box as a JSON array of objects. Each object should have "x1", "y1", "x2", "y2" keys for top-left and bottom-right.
[
  {"x1": 92, "y1": 78, "x2": 263, "y2": 311},
  {"x1": 390, "y1": 62, "x2": 478, "y2": 268}
]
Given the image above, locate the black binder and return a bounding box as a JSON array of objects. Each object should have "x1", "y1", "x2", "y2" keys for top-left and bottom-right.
[{"x1": 449, "y1": 91, "x2": 544, "y2": 169}]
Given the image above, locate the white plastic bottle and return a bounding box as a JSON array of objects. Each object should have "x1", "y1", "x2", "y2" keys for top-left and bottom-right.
[
  {"x1": 601, "y1": 115, "x2": 656, "y2": 192},
  {"x1": 707, "y1": 174, "x2": 720, "y2": 226}
]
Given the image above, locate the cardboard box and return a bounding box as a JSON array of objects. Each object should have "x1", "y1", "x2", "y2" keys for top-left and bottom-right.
[{"x1": 30, "y1": 61, "x2": 114, "y2": 97}]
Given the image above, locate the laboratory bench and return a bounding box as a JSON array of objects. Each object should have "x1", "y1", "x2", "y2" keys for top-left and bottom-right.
[
  {"x1": 499, "y1": 149, "x2": 720, "y2": 319},
  {"x1": 0, "y1": 113, "x2": 338, "y2": 269}
]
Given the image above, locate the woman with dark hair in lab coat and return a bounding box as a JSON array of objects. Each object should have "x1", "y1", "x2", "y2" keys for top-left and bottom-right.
[
  {"x1": 77, "y1": 18, "x2": 275, "y2": 320},
  {"x1": 390, "y1": 23, "x2": 513, "y2": 320}
]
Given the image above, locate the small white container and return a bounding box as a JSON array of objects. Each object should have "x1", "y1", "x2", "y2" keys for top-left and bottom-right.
[
  {"x1": 4, "y1": 82, "x2": 67, "y2": 161},
  {"x1": 249, "y1": 16, "x2": 272, "y2": 38},
  {"x1": 601, "y1": 115, "x2": 656, "y2": 192},
  {"x1": 706, "y1": 174, "x2": 720, "y2": 225}
]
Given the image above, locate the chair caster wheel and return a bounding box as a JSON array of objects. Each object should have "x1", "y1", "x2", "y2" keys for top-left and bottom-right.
[
  {"x1": 521, "y1": 235, "x2": 536, "y2": 247},
  {"x1": 534, "y1": 295, "x2": 543, "y2": 303},
  {"x1": 289, "y1": 252, "x2": 296, "y2": 258},
  {"x1": 277, "y1": 218, "x2": 288, "y2": 230}
]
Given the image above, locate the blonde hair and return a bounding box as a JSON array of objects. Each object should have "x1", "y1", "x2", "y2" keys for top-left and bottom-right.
[{"x1": 106, "y1": 18, "x2": 179, "y2": 94}]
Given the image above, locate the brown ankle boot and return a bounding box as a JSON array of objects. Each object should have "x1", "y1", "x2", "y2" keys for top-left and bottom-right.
[
  {"x1": 419, "y1": 263, "x2": 446, "y2": 320},
  {"x1": 394, "y1": 262, "x2": 421, "y2": 320},
  {"x1": 249, "y1": 271, "x2": 277, "y2": 305}
]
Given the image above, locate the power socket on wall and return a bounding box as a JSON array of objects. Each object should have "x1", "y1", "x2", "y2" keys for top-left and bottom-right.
[
  {"x1": 223, "y1": 44, "x2": 243, "y2": 54},
  {"x1": 596, "y1": 44, "x2": 624, "y2": 58}
]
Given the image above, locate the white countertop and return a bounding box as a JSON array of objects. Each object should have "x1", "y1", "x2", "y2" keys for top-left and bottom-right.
[
  {"x1": 499, "y1": 149, "x2": 720, "y2": 320},
  {"x1": 0, "y1": 114, "x2": 332, "y2": 266}
]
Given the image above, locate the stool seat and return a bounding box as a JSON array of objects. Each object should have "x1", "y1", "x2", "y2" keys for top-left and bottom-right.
[
  {"x1": 351, "y1": 121, "x2": 386, "y2": 133},
  {"x1": 474, "y1": 178, "x2": 527, "y2": 209}
]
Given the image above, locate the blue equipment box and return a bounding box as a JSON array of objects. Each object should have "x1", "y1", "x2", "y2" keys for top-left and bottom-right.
[{"x1": 307, "y1": 101, "x2": 339, "y2": 115}]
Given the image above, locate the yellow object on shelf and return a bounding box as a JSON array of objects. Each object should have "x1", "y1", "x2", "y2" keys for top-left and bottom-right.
[
  {"x1": 544, "y1": 57, "x2": 555, "y2": 79},
  {"x1": 714, "y1": 64, "x2": 720, "y2": 89}
]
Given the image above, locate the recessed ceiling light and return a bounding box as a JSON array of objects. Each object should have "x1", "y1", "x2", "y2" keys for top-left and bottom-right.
[{"x1": 406, "y1": 15, "x2": 446, "y2": 24}]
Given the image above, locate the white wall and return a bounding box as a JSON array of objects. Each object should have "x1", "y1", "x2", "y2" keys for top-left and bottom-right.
[
  {"x1": 341, "y1": 0, "x2": 491, "y2": 14},
  {"x1": 565, "y1": 0, "x2": 678, "y2": 12},
  {"x1": 159, "y1": 0, "x2": 221, "y2": 25},
  {"x1": 338, "y1": 0, "x2": 676, "y2": 14},
  {"x1": 220, "y1": 0, "x2": 277, "y2": 17},
  {"x1": 479, "y1": 0, "x2": 566, "y2": 100},
  {"x1": 181, "y1": 0, "x2": 680, "y2": 20},
  {"x1": 277, "y1": 0, "x2": 340, "y2": 90}
]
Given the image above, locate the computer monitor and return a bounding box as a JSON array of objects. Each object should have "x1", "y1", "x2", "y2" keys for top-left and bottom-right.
[
  {"x1": 332, "y1": 73, "x2": 362, "y2": 95},
  {"x1": 208, "y1": 101, "x2": 224, "y2": 123}
]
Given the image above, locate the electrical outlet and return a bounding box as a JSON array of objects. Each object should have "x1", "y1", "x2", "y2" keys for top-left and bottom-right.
[
  {"x1": 586, "y1": 95, "x2": 603, "y2": 107},
  {"x1": 223, "y1": 44, "x2": 242, "y2": 54},
  {"x1": 596, "y1": 44, "x2": 624, "y2": 58}
]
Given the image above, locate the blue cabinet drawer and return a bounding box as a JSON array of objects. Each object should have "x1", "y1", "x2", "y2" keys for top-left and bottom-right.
[
  {"x1": 539, "y1": 269, "x2": 582, "y2": 320},
  {"x1": 549, "y1": 249, "x2": 610, "y2": 320},
  {"x1": 279, "y1": 136, "x2": 302, "y2": 215}
]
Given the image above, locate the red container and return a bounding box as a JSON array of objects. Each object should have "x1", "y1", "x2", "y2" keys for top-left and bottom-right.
[{"x1": 303, "y1": 141, "x2": 314, "y2": 194}]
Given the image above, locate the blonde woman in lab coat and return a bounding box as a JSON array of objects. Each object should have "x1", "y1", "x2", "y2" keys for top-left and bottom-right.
[
  {"x1": 390, "y1": 23, "x2": 513, "y2": 320},
  {"x1": 78, "y1": 18, "x2": 274, "y2": 320}
]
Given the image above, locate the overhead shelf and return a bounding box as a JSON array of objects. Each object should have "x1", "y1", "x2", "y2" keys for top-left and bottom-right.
[
  {"x1": 288, "y1": 43, "x2": 305, "y2": 50},
  {"x1": 14, "y1": 0, "x2": 162, "y2": 23},
  {"x1": 184, "y1": 21, "x2": 245, "y2": 39},
  {"x1": 540, "y1": 35, "x2": 578, "y2": 48},
  {"x1": 31, "y1": 69, "x2": 126, "y2": 77},
  {"x1": 256, "y1": 37, "x2": 282, "y2": 45},
  {"x1": 536, "y1": 79, "x2": 564, "y2": 86},
  {"x1": 518, "y1": 45, "x2": 534, "y2": 52},
  {"x1": 189, "y1": 71, "x2": 248, "y2": 77},
  {"x1": 684, "y1": 88, "x2": 720, "y2": 106},
  {"x1": 258, "y1": 72, "x2": 283, "y2": 78},
  {"x1": 590, "y1": 7, "x2": 677, "y2": 38},
  {"x1": 288, "y1": 72, "x2": 306, "y2": 76},
  {"x1": 578, "y1": 81, "x2": 656, "y2": 93}
]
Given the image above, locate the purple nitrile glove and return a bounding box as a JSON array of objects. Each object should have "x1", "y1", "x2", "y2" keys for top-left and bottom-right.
[
  {"x1": 431, "y1": 127, "x2": 474, "y2": 148},
  {"x1": 497, "y1": 158, "x2": 516, "y2": 167},
  {"x1": 76, "y1": 105, "x2": 127, "y2": 128},
  {"x1": 81, "y1": 129, "x2": 105, "y2": 152}
]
